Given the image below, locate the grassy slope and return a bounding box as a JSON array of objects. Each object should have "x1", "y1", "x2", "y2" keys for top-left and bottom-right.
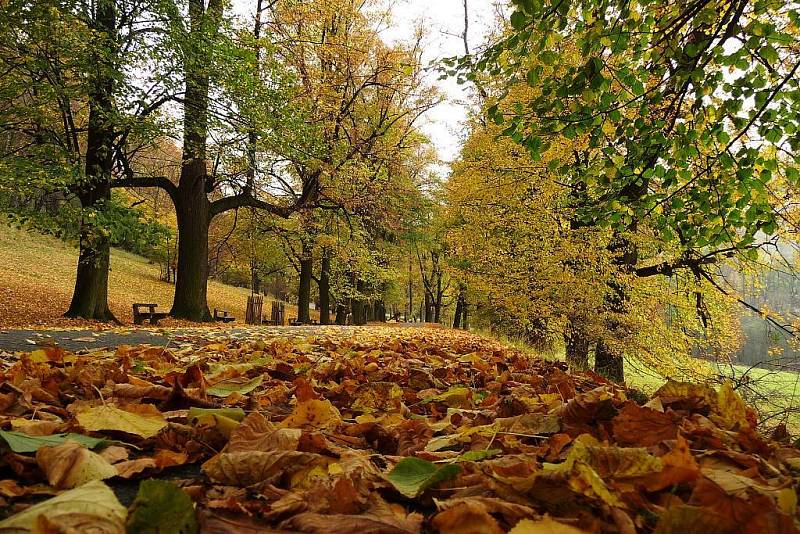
[{"x1": 0, "y1": 224, "x2": 295, "y2": 327}]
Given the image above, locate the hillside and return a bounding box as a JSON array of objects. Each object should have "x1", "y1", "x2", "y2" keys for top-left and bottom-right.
[{"x1": 0, "y1": 224, "x2": 292, "y2": 328}]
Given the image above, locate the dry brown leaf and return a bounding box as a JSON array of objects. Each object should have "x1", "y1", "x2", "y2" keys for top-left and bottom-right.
[
  {"x1": 203, "y1": 450, "x2": 325, "y2": 486},
  {"x1": 227, "y1": 412, "x2": 301, "y2": 452},
  {"x1": 35, "y1": 441, "x2": 117, "y2": 489}
]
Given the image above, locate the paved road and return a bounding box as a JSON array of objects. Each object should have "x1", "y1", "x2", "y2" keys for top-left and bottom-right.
[
  {"x1": 0, "y1": 324, "x2": 406, "y2": 352},
  {"x1": 0, "y1": 329, "x2": 173, "y2": 352}
]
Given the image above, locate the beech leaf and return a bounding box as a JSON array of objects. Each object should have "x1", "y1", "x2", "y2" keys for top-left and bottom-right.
[
  {"x1": 386, "y1": 457, "x2": 461, "y2": 498},
  {"x1": 0, "y1": 429, "x2": 107, "y2": 454},
  {"x1": 0, "y1": 480, "x2": 125, "y2": 532}
]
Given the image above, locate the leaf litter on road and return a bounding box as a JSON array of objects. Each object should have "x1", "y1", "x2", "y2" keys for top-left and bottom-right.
[{"x1": 0, "y1": 325, "x2": 798, "y2": 532}]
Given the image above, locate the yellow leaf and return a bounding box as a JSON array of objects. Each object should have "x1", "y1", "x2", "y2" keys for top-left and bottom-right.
[
  {"x1": 279, "y1": 399, "x2": 341, "y2": 430},
  {"x1": 509, "y1": 517, "x2": 587, "y2": 533},
  {"x1": 36, "y1": 441, "x2": 117, "y2": 489},
  {"x1": 76, "y1": 405, "x2": 166, "y2": 438}
]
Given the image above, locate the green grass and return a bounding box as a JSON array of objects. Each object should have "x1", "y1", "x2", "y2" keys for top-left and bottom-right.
[
  {"x1": 475, "y1": 328, "x2": 800, "y2": 433},
  {"x1": 628, "y1": 359, "x2": 800, "y2": 433}
]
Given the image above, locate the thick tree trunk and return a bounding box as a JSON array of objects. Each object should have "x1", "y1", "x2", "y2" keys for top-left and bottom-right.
[
  {"x1": 335, "y1": 303, "x2": 347, "y2": 325},
  {"x1": 594, "y1": 339, "x2": 624, "y2": 382},
  {"x1": 171, "y1": 179, "x2": 212, "y2": 321},
  {"x1": 66, "y1": 227, "x2": 114, "y2": 321},
  {"x1": 297, "y1": 242, "x2": 313, "y2": 324},
  {"x1": 66, "y1": 0, "x2": 116, "y2": 321},
  {"x1": 318, "y1": 249, "x2": 331, "y2": 324},
  {"x1": 352, "y1": 279, "x2": 367, "y2": 325},
  {"x1": 565, "y1": 325, "x2": 590, "y2": 370},
  {"x1": 461, "y1": 299, "x2": 468, "y2": 330},
  {"x1": 424, "y1": 291, "x2": 433, "y2": 323},
  {"x1": 169, "y1": 0, "x2": 222, "y2": 322}
]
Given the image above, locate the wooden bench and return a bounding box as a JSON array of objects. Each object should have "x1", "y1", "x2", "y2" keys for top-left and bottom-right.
[
  {"x1": 132, "y1": 303, "x2": 169, "y2": 325},
  {"x1": 288, "y1": 317, "x2": 319, "y2": 326},
  {"x1": 213, "y1": 308, "x2": 235, "y2": 323}
]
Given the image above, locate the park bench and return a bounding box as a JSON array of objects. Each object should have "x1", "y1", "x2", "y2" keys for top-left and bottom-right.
[
  {"x1": 213, "y1": 308, "x2": 235, "y2": 323},
  {"x1": 132, "y1": 303, "x2": 169, "y2": 325},
  {"x1": 288, "y1": 317, "x2": 319, "y2": 326}
]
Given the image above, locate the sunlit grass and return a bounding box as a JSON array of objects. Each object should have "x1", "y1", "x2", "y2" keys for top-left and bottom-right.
[{"x1": 0, "y1": 224, "x2": 298, "y2": 327}]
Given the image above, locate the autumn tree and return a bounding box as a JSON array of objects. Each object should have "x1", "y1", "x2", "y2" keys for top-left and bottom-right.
[
  {"x1": 261, "y1": 0, "x2": 438, "y2": 324},
  {"x1": 0, "y1": 0, "x2": 180, "y2": 320},
  {"x1": 454, "y1": 0, "x2": 800, "y2": 380},
  {"x1": 113, "y1": 0, "x2": 318, "y2": 321}
]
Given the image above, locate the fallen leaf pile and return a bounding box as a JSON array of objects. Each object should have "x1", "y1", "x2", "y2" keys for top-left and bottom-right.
[{"x1": 0, "y1": 326, "x2": 798, "y2": 533}]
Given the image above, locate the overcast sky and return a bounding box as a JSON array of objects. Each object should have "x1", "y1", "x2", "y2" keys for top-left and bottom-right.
[
  {"x1": 380, "y1": 0, "x2": 497, "y2": 166},
  {"x1": 231, "y1": 0, "x2": 498, "y2": 173}
]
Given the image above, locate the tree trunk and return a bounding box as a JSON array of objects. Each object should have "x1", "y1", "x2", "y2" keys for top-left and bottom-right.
[
  {"x1": 594, "y1": 339, "x2": 624, "y2": 382},
  {"x1": 171, "y1": 182, "x2": 211, "y2": 321},
  {"x1": 453, "y1": 293, "x2": 464, "y2": 329},
  {"x1": 434, "y1": 275, "x2": 442, "y2": 323},
  {"x1": 408, "y1": 261, "x2": 413, "y2": 322},
  {"x1": 374, "y1": 300, "x2": 386, "y2": 322},
  {"x1": 424, "y1": 291, "x2": 433, "y2": 322},
  {"x1": 169, "y1": 0, "x2": 223, "y2": 322},
  {"x1": 66, "y1": 226, "x2": 114, "y2": 321},
  {"x1": 461, "y1": 299, "x2": 469, "y2": 330},
  {"x1": 318, "y1": 249, "x2": 331, "y2": 324},
  {"x1": 297, "y1": 241, "x2": 313, "y2": 324},
  {"x1": 65, "y1": 0, "x2": 116, "y2": 322},
  {"x1": 565, "y1": 325, "x2": 589, "y2": 370},
  {"x1": 352, "y1": 279, "x2": 367, "y2": 325},
  {"x1": 335, "y1": 303, "x2": 347, "y2": 325}
]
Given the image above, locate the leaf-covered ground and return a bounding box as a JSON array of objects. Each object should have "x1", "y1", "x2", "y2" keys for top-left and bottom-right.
[
  {"x1": 0, "y1": 224, "x2": 300, "y2": 328},
  {"x1": 0, "y1": 326, "x2": 798, "y2": 533}
]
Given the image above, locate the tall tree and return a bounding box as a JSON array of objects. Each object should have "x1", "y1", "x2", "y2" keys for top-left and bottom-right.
[
  {"x1": 458, "y1": 0, "x2": 800, "y2": 380},
  {"x1": 114, "y1": 0, "x2": 317, "y2": 321}
]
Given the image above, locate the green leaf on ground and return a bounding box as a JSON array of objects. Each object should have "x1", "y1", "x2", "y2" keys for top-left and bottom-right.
[
  {"x1": 126, "y1": 479, "x2": 199, "y2": 534},
  {"x1": 386, "y1": 457, "x2": 461, "y2": 498},
  {"x1": 207, "y1": 375, "x2": 264, "y2": 397},
  {"x1": 0, "y1": 430, "x2": 107, "y2": 453},
  {"x1": 187, "y1": 407, "x2": 246, "y2": 422}
]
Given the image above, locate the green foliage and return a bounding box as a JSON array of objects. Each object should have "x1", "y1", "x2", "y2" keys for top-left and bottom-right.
[
  {"x1": 385, "y1": 456, "x2": 462, "y2": 498},
  {"x1": 0, "y1": 430, "x2": 107, "y2": 454},
  {"x1": 458, "y1": 0, "x2": 800, "y2": 257},
  {"x1": 126, "y1": 479, "x2": 199, "y2": 534},
  {"x1": 1, "y1": 192, "x2": 172, "y2": 258}
]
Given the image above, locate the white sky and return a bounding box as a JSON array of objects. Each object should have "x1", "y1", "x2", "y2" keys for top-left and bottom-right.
[
  {"x1": 380, "y1": 0, "x2": 496, "y2": 166},
  {"x1": 230, "y1": 0, "x2": 498, "y2": 173}
]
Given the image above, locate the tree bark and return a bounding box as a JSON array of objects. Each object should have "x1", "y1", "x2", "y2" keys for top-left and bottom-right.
[
  {"x1": 335, "y1": 303, "x2": 347, "y2": 325},
  {"x1": 461, "y1": 299, "x2": 468, "y2": 330},
  {"x1": 594, "y1": 339, "x2": 624, "y2": 382},
  {"x1": 434, "y1": 275, "x2": 442, "y2": 323},
  {"x1": 318, "y1": 248, "x2": 331, "y2": 324},
  {"x1": 297, "y1": 241, "x2": 313, "y2": 324},
  {"x1": 66, "y1": 0, "x2": 116, "y2": 321},
  {"x1": 168, "y1": 0, "x2": 223, "y2": 321},
  {"x1": 565, "y1": 325, "x2": 589, "y2": 370},
  {"x1": 171, "y1": 180, "x2": 212, "y2": 320},
  {"x1": 352, "y1": 279, "x2": 367, "y2": 325},
  {"x1": 453, "y1": 293, "x2": 464, "y2": 329},
  {"x1": 424, "y1": 291, "x2": 433, "y2": 323}
]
